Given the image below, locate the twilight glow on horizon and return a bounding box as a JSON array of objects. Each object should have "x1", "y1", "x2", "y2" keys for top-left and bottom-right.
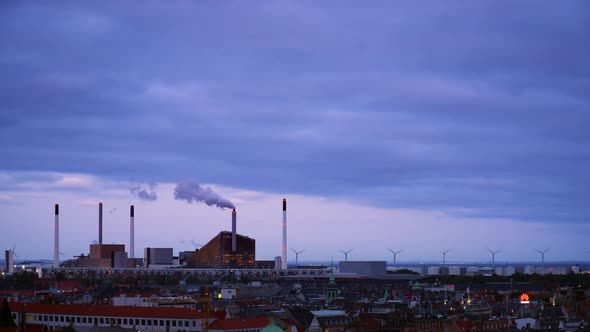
[{"x1": 0, "y1": 2, "x2": 589, "y2": 262}]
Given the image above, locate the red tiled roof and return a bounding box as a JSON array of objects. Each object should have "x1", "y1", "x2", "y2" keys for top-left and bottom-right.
[
  {"x1": 207, "y1": 317, "x2": 269, "y2": 330},
  {"x1": 8, "y1": 303, "x2": 225, "y2": 320},
  {"x1": 35, "y1": 280, "x2": 81, "y2": 290},
  {"x1": 456, "y1": 320, "x2": 481, "y2": 332},
  {"x1": 0, "y1": 290, "x2": 35, "y2": 296},
  {"x1": 0, "y1": 327, "x2": 17, "y2": 332}
]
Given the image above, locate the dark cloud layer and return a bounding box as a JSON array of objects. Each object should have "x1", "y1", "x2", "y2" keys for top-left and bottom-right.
[{"x1": 1, "y1": 2, "x2": 589, "y2": 223}]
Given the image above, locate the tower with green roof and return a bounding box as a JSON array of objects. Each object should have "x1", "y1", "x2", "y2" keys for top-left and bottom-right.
[{"x1": 326, "y1": 260, "x2": 339, "y2": 304}]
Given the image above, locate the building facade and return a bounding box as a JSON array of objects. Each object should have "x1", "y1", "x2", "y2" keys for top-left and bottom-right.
[{"x1": 187, "y1": 232, "x2": 255, "y2": 269}]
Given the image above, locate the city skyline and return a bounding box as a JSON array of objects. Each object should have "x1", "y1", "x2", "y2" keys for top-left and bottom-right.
[{"x1": 1, "y1": 2, "x2": 589, "y2": 261}]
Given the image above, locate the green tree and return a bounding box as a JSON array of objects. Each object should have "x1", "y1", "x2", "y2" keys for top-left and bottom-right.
[{"x1": 0, "y1": 298, "x2": 16, "y2": 327}]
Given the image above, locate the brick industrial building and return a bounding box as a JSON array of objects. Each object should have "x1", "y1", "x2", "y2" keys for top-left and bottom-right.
[{"x1": 186, "y1": 231, "x2": 255, "y2": 269}]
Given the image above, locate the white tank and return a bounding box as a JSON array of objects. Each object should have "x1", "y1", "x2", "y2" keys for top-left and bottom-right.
[
  {"x1": 466, "y1": 267, "x2": 479, "y2": 276},
  {"x1": 504, "y1": 266, "x2": 516, "y2": 276},
  {"x1": 494, "y1": 267, "x2": 504, "y2": 276}
]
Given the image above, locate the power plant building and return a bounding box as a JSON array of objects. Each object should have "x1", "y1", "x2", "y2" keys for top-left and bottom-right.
[
  {"x1": 69, "y1": 244, "x2": 130, "y2": 268},
  {"x1": 144, "y1": 248, "x2": 174, "y2": 267},
  {"x1": 90, "y1": 244, "x2": 126, "y2": 260},
  {"x1": 187, "y1": 231, "x2": 255, "y2": 269}
]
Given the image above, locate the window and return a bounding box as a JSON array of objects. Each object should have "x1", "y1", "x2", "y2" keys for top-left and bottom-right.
[
  {"x1": 124, "y1": 319, "x2": 128, "y2": 325},
  {"x1": 135, "y1": 319, "x2": 140, "y2": 326},
  {"x1": 184, "y1": 321, "x2": 189, "y2": 327},
  {"x1": 49, "y1": 316, "x2": 54, "y2": 322},
  {"x1": 100, "y1": 318, "x2": 104, "y2": 324},
  {"x1": 141, "y1": 319, "x2": 145, "y2": 326},
  {"x1": 117, "y1": 319, "x2": 122, "y2": 325},
  {"x1": 82, "y1": 317, "x2": 87, "y2": 324},
  {"x1": 147, "y1": 320, "x2": 152, "y2": 326},
  {"x1": 172, "y1": 320, "x2": 176, "y2": 327},
  {"x1": 76, "y1": 317, "x2": 80, "y2": 323},
  {"x1": 60, "y1": 316, "x2": 64, "y2": 323},
  {"x1": 160, "y1": 320, "x2": 164, "y2": 326}
]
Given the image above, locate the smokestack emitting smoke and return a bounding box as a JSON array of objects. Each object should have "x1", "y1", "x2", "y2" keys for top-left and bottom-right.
[
  {"x1": 173, "y1": 181, "x2": 235, "y2": 209},
  {"x1": 232, "y1": 209, "x2": 237, "y2": 252},
  {"x1": 282, "y1": 198, "x2": 287, "y2": 269},
  {"x1": 130, "y1": 205, "x2": 135, "y2": 259},
  {"x1": 54, "y1": 204, "x2": 59, "y2": 268}
]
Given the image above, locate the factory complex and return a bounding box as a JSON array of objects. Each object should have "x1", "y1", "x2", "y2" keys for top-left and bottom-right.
[{"x1": 36, "y1": 199, "x2": 292, "y2": 272}]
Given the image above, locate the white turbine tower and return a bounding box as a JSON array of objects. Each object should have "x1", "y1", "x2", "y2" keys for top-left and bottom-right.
[
  {"x1": 291, "y1": 249, "x2": 304, "y2": 266},
  {"x1": 442, "y1": 249, "x2": 451, "y2": 265},
  {"x1": 488, "y1": 248, "x2": 501, "y2": 266},
  {"x1": 339, "y1": 249, "x2": 353, "y2": 262},
  {"x1": 387, "y1": 248, "x2": 402, "y2": 265},
  {"x1": 535, "y1": 248, "x2": 550, "y2": 265}
]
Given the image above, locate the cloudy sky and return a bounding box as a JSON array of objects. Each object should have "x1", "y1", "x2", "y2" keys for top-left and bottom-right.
[{"x1": 1, "y1": 2, "x2": 589, "y2": 263}]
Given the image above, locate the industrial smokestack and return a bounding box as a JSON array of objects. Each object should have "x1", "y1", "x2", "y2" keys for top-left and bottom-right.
[
  {"x1": 232, "y1": 209, "x2": 237, "y2": 252},
  {"x1": 282, "y1": 198, "x2": 287, "y2": 269},
  {"x1": 130, "y1": 205, "x2": 135, "y2": 259},
  {"x1": 98, "y1": 202, "x2": 103, "y2": 245},
  {"x1": 54, "y1": 204, "x2": 59, "y2": 268}
]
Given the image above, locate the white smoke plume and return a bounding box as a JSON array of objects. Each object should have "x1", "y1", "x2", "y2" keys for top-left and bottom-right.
[
  {"x1": 130, "y1": 182, "x2": 157, "y2": 201},
  {"x1": 174, "y1": 181, "x2": 235, "y2": 209}
]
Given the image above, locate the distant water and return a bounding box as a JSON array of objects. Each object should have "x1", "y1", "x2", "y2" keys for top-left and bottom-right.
[
  {"x1": 2, "y1": 259, "x2": 588, "y2": 270},
  {"x1": 293, "y1": 260, "x2": 590, "y2": 268}
]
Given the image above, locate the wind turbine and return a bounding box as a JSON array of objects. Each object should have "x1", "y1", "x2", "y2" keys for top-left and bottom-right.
[
  {"x1": 387, "y1": 249, "x2": 402, "y2": 265},
  {"x1": 488, "y1": 249, "x2": 501, "y2": 266},
  {"x1": 535, "y1": 248, "x2": 550, "y2": 265},
  {"x1": 339, "y1": 249, "x2": 353, "y2": 262},
  {"x1": 442, "y1": 249, "x2": 451, "y2": 265},
  {"x1": 291, "y1": 249, "x2": 304, "y2": 266},
  {"x1": 11, "y1": 244, "x2": 18, "y2": 260}
]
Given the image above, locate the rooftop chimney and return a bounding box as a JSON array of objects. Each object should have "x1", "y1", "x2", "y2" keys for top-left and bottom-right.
[{"x1": 232, "y1": 209, "x2": 237, "y2": 252}]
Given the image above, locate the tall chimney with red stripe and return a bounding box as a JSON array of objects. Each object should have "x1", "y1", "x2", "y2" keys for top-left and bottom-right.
[{"x1": 282, "y1": 198, "x2": 287, "y2": 269}]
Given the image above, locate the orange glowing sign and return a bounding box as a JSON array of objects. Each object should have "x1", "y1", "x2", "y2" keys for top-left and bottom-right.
[{"x1": 520, "y1": 293, "x2": 530, "y2": 303}]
